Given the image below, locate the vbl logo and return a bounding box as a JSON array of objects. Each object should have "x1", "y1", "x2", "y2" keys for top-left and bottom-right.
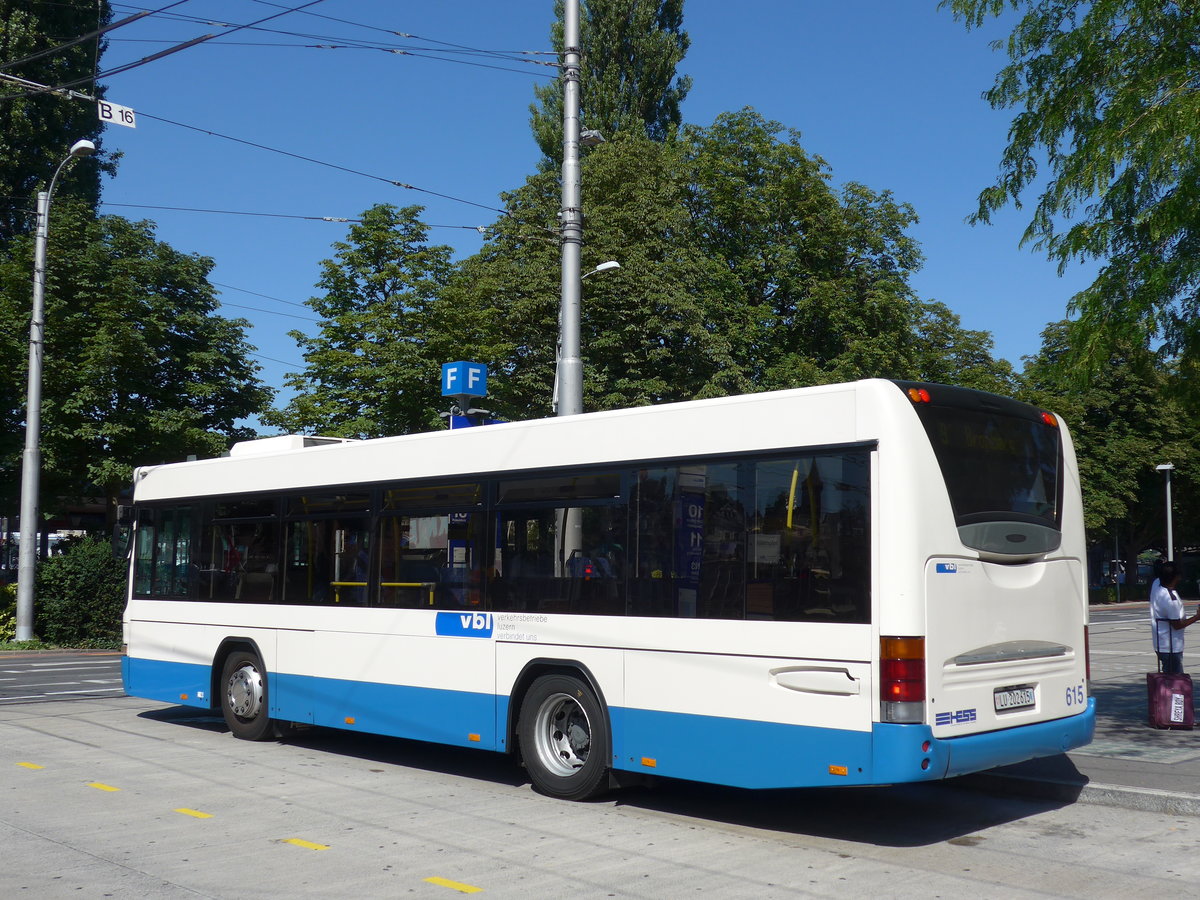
[
  {"x1": 935, "y1": 563, "x2": 958, "y2": 574},
  {"x1": 435, "y1": 611, "x2": 494, "y2": 638}
]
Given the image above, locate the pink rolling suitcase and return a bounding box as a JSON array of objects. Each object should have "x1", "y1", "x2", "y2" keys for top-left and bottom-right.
[
  {"x1": 1147, "y1": 672, "x2": 1194, "y2": 729},
  {"x1": 1149, "y1": 619, "x2": 1194, "y2": 729}
]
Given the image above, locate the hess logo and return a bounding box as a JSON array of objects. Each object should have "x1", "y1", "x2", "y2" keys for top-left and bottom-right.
[{"x1": 435, "y1": 611, "x2": 494, "y2": 637}]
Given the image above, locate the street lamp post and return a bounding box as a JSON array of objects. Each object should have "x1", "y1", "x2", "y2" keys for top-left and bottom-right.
[
  {"x1": 1156, "y1": 463, "x2": 1175, "y2": 563},
  {"x1": 553, "y1": 261, "x2": 620, "y2": 415},
  {"x1": 14, "y1": 139, "x2": 96, "y2": 642},
  {"x1": 557, "y1": 0, "x2": 585, "y2": 419}
]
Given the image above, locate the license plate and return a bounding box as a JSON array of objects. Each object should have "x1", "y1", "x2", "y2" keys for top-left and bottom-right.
[{"x1": 994, "y1": 685, "x2": 1036, "y2": 712}]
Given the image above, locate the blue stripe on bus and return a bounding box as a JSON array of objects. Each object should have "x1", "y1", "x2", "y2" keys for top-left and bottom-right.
[
  {"x1": 122, "y1": 656, "x2": 213, "y2": 709},
  {"x1": 123, "y1": 657, "x2": 1095, "y2": 789},
  {"x1": 272, "y1": 672, "x2": 498, "y2": 750},
  {"x1": 612, "y1": 702, "x2": 1094, "y2": 787}
]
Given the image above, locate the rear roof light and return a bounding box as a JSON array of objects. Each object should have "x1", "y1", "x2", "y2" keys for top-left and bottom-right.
[{"x1": 906, "y1": 388, "x2": 932, "y2": 404}]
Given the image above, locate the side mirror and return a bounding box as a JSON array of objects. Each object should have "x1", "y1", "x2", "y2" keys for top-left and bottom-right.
[
  {"x1": 112, "y1": 505, "x2": 137, "y2": 560},
  {"x1": 111, "y1": 524, "x2": 132, "y2": 561}
]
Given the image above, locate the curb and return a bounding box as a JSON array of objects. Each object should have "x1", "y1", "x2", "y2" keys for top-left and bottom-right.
[
  {"x1": 0, "y1": 648, "x2": 120, "y2": 658},
  {"x1": 959, "y1": 771, "x2": 1200, "y2": 817}
]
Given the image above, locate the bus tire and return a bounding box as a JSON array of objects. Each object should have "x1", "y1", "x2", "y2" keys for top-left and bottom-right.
[
  {"x1": 220, "y1": 650, "x2": 273, "y2": 741},
  {"x1": 518, "y1": 674, "x2": 609, "y2": 801}
]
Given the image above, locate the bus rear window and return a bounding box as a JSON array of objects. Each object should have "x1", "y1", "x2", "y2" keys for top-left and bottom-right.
[{"x1": 897, "y1": 383, "x2": 1063, "y2": 559}]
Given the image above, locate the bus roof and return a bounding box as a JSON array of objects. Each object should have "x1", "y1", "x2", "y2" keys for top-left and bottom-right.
[{"x1": 132, "y1": 379, "x2": 906, "y2": 504}]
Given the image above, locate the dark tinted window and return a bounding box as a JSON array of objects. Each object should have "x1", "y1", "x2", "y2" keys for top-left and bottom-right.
[
  {"x1": 627, "y1": 454, "x2": 870, "y2": 623},
  {"x1": 917, "y1": 406, "x2": 1061, "y2": 528},
  {"x1": 133, "y1": 507, "x2": 194, "y2": 598},
  {"x1": 898, "y1": 382, "x2": 1064, "y2": 557}
]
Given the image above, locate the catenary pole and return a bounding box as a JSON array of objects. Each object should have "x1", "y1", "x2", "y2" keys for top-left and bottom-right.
[
  {"x1": 557, "y1": 0, "x2": 583, "y2": 418},
  {"x1": 15, "y1": 141, "x2": 95, "y2": 641}
]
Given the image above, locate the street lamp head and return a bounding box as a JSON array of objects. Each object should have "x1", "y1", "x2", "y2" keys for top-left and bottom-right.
[
  {"x1": 1157, "y1": 463, "x2": 1175, "y2": 472},
  {"x1": 582, "y1": 260, "x2": 621, "y2": 279},
  {"x1": 68, "y1": 139, "x2": 96, "y2": 159}
]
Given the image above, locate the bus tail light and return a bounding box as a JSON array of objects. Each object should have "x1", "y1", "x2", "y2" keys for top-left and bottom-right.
[
  {"x1": 1084, "y1": 627, "x2": 1091, "y2": 685},
  {"x1": 881, "y1": 636, "x2": 925, "y2": 724}
]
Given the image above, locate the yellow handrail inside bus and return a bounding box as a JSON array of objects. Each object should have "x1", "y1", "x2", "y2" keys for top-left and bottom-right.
[{"x1": 329, "y1": 581, "x2": 436, "y2": 605}]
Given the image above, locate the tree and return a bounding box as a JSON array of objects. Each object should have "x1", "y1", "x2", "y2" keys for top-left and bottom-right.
[
  {"x1": 0, "y1": 203, "x2": 272, "y2": 517},
  {"x1": 944, "y1": 1, "x2": 1200, "y2": 367},
  {"x1": 265, "y1": 205, "x2": 455, "y2": 438},
  {"x1": 440, "y1": 111, "x2": 1015, "y2": 422},
  {"x1": 0, "y1": 0, "x2": 115, "y2": 243},
  {"x1": 681, "y1": 109, "x2": 1008, "y2": 391},
  {"x1": 441, "y1": 134, "x2": 733, "y2": 420},
  {"x1": 911, "y1": 300, "x2": 1017, "y2": 395},
  {"x1": 530, "y1": 0, "x2": 691, "y2": 166},
  {"x1": 1020, "y1": 320, "x2": 1200, "y2": 585}
]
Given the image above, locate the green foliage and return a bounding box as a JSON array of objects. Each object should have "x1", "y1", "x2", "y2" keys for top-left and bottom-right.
[
  {"x1": 0, "y1": 0, "x2": 117, "y2": 243},
  {"x1": 0, "y1": 204, "x2": 271, "y2": 516},
  {"x1": 943, "y1": 0, "x2": 1200, "y2": 367},
  {"x1": 0, "y1": 582, "x2": 15, "y2": 642},
  {"x1": 263, "y1": 205, "x2": 454, "y2": 438},
  {"x1": 679, "y1": 110, "x2": 1013, "y2": 392},
  {"x1": 429, "y1": 111, "x2": 1016, "y2": 423},
  {"x1": 531, "y1": 0, "x2": 692, "y2": 166},
  {"x1": 1020, "y1": 320, "x2": 1200, "y2": 574},
  {"x1": 34, "y1": 536, "x2": 126, "y2": 648}
]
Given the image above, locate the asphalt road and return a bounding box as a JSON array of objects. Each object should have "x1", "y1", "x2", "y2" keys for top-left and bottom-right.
[{"x1": 0, "y1": 652, "x2": 123, "y2": 705}]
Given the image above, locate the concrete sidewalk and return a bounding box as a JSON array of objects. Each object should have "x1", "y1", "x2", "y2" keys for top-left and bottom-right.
[{"x1": 960, "y1": 602, "x2": 1200, "y2": 816}]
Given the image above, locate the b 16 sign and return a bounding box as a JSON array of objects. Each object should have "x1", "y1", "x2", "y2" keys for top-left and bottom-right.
[{"x1": 98, "y1": 100, "x2": 136, "y2": 129}]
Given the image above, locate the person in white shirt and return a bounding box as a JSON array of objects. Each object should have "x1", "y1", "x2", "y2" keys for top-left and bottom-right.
[{"x1": 1149, "y1": 561, "x2": 1200, "y2": 675}]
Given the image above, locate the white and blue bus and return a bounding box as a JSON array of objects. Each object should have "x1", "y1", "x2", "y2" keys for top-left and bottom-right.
[{"x1": 120, "y1": 379, "x2": 1094, "y2": 800}]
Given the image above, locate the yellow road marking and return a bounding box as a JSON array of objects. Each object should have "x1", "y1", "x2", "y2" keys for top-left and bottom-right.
[
  {"x1": 16, "y1": 762, "x2": 43, "y2": 770},
  {"x1": 87, "y1": 782, "x2": 120, "y2": 792},
  {"x1": 174, "y1": 808, "x2": 213, "y2": 819},
  {"x1": 281, "y1": 838, "x2": 329, "y2": 851},
  {"x1": 424, "y1": 876, "x2": 484, "y2": 894}
]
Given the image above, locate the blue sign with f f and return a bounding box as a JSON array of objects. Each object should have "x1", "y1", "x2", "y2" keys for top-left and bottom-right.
[{"x1": 441, "y1": 361, "x2": 488, "y2": 397}]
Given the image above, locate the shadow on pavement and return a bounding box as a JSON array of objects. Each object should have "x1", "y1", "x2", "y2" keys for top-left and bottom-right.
[
  {"x1": 616, "y1": 776, "x2": 1074, "y2": 848},
  {"x1": 141, "y1": 704, "x2": 1074, "y2": 848}
]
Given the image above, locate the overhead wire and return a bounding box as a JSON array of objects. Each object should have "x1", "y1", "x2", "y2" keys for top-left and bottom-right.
[
  {"x1": 52, "y1": 0, "x2": 331, "y2": 91},
  {"x1": 248, "y1": 350, "x2": 305, "y2": 369},
  {"x1": 248, "y1": 0, "x2": 555, "y2": 59},
  {"x1": 216, "y1": 300, "x2": 319, "y2": 322},
  {"x1": 0, "y1": 6, "x2": 165, "y2": 72},
  {"x1": 6, "y1": 5, "x2": 558, "y2": 251},
  {"x1": 98, "y1": 39, "x2": 558, "y2": 77},
  {"x1": 99, "y1": 201, "x2": 496, "y2": 233},
  {"x1": 130, "y1": 112, "x2": 513, "y2": 216},
  {"x1": 211, "y1": 281, "x2": 311, "y2": 310},
  {"x1": 104, "y1": 2, "x2": 557, "y2": 73}
]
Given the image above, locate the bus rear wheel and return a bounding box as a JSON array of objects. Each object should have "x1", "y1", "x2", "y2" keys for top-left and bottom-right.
[
  {"x1": 220, "y1": 650, "x2": 273, "y2": 741},
  {"x1": 518, "y1": 674, "x2": 609, "y2": 801}
]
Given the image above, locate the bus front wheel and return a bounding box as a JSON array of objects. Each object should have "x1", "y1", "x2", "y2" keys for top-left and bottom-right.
[
  {"x1": 518, "y1": 674, "x2": 609, "y2": 801},
  {"x1": 220, "y1": 650, "x2": 273, "y2": 741}
]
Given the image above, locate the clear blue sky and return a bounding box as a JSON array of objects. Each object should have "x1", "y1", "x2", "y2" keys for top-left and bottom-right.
[{"x1": 93, "y1": 1, "x2": 1094, "y2": 412}]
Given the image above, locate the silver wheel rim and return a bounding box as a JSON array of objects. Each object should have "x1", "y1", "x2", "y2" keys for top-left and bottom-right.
[
  {"x1": 227, "y1": 663, "x2": 264, "y2": 720},
  {"x1": 532, "y1": 691, "x2": 591, "y2": 777}
]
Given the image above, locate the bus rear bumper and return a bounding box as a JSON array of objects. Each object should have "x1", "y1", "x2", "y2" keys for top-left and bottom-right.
[
  {"x1": 941, "y1": 698, "x2": 1096, "y2": 778},
  {"x1": 872, "y1": 699, "x2": 1096, "y2": 784}
]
